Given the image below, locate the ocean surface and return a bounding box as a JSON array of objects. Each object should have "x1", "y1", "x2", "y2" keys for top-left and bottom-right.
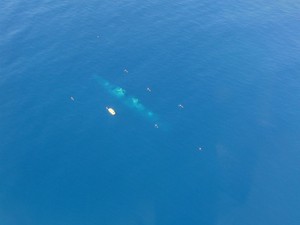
[{"x1": 1, "y1": 0, "x2": 300, "y2": 224}]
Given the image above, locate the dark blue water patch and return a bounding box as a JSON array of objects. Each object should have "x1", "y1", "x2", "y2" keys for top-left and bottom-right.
[{"x1": 1, "y1": 0, "x2": 300, "y2": 224}]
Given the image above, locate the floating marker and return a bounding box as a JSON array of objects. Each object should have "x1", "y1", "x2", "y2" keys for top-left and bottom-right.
[{"x1": 70, "y1": 96, "x2": 75, "y2": 101}]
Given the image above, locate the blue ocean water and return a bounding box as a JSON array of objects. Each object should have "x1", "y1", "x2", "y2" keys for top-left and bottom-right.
[{"x1": 1, "y1": 0, "x2": 300, "y2": 224}]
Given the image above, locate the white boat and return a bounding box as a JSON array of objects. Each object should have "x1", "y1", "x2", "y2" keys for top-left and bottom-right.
[{"x1": 106, "y1": 107, "x2": 116, "y2": 116}]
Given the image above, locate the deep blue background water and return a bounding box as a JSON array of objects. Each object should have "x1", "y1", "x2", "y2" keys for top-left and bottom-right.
[{"x1": 1, "y1": 0, "x2": 300, "y2": 224}]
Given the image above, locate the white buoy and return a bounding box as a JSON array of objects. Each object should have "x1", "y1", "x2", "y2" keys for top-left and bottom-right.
[
  {"x1": 106, "y1": 107, "x2": 116, "y2": 116},
  {"x1": 70, "y1": 96, "x2": 75, "y2": 101},
  {"x1": 178, "y1": 104, "x2": 184, "y2": 109},
  {"x1": 154, "y1": 123, "x2": 159, "y2": 128},
  {"x1": 146, "y1": 87, "x2": 151, "y2": 92}
]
